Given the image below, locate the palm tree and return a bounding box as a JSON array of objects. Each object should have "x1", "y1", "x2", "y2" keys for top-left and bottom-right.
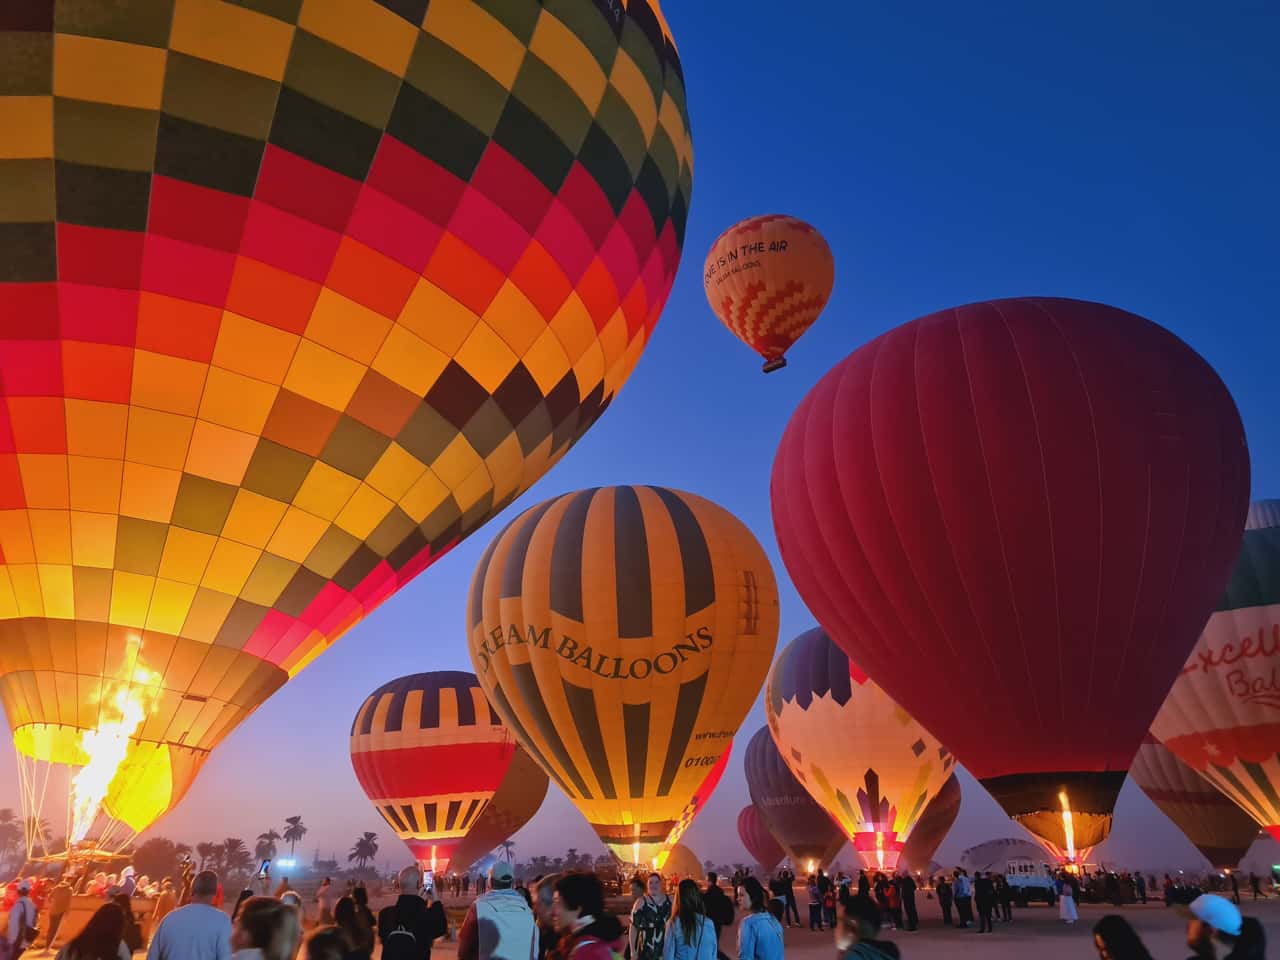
[
  {"x1": 348, "y1": 832, "x2": 378, "y2": 869},
  {"x1": 283, "y1": 816, "x2": 308, "y2": 857},
  {"x1": 499, "y1": 840, "x2": 516, "y2": 863},
  {"x1": 196, "y1": 842, "x2": 217, "y2": 870},
  {"x1": 0, "y1": 809, "x2": 20, "y2": 866},
  {"x1": 255, "y1": 830, "x2": 281, "y2": 862},
  {"x1": 24, "y1": 815, "x2": 51, "y2": 853},
  {"x1": 223, "y1": 838, "x2": 254, "y2": 878}
]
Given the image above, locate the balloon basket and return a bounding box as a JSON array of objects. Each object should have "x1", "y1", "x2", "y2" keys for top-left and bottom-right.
[{"x1": 762, "y1": 357, "x2": 787, "y2": 373}]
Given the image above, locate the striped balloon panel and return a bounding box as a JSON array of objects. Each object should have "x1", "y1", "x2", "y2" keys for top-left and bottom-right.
[
  {"x1": 469, "y1": 485, "x2": 778, "y2": 862},
  {"x1": 1130, "y1": 735, "x2": 1261, "y2": 869},
  {"x1": 449, "y1": 744, "x2": 548, "y2": 874}
]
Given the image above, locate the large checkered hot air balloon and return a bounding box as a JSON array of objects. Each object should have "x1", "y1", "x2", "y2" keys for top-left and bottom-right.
[
  {"x1": 468, "y1": 486, "x2": 778, "y2": 866},
  {"x1": 772, "y1": 298, "x2": 1249, "y2": 863},
  {"x1": 766, "y1": 628, "x2": 955, "y2": 871},
  {"x1": 0, "y1": 0, "x2": 691, "y2": 860},
  {"x1": 350, "y1": 671, "x2": 517, "y2": 874}
]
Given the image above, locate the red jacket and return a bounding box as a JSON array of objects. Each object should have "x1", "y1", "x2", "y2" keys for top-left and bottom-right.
[{"x1": 554, "y1": 922, "x2": 623, "y2": 960}]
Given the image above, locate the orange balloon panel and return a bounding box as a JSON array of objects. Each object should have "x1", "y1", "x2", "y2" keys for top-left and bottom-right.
[
  {"x1": 703, "y1": 215, "x2": 833, "y2": 371},
  {"x1": 0, "y1": 0, "x2": 691, "y2": 841}
]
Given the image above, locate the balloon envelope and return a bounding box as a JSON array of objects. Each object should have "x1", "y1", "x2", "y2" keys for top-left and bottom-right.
[
  {"x1": 1130, "y1": 735, "x2": 1260, "y2": 870},
  {"x1": 766, "y1": 628, "x2": 955, "y2": 870},
  {"x1": 468, "y1": 486, "x2": 779, "y2": 864},
  {"x1": 899, "y1": 774, "x2": 962, "y2": 875},
  {"x1": 0, "y1": 0, "x2": 691, "y2": 850},
  {"x1": 738, "y1": 805, "x2": 786, "y2": 875},
  {"x1": 703, "y1": 215, "x2": 833, "y2": 372},
  {"x1": 1152, "y1": 501, "x2": 1280, "y2": 839},
  {"x1": 350, "y1": 672, "x2": 514, "y2": 874},
  {"x1": 744, "y1": 726, "x2": 845, "y2": 868},
  {"x1": 772, "y1": 297, "x2": 1250, "y2": 859},
  {"x1": 449, "y1": 744, "x2": 549, "y2": 875},
  {"x1": 663, "y1": 842, "x2": 702, "y2": 880}
]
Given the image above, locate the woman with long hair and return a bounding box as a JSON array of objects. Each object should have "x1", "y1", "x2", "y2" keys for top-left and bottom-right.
[
  {"x1": 110, "y1": 894, "x2": 143, "y2": 955},
  {"x1": 661, "y1": 880, "x2": 716, "y2": 960},
  {"x1": 1092, "y1": 915, "x2": 1153, "y2": 960},
  {"x1": 736, "y1": 877, "x2": 783, "y2": 960},
  {"x1": 55, "y1": 903, "x2": 130, "y2": 960},
  {"x1": 232, "y1": 896, "x2": 303, "y2": 960},
  {"x1": 333, "y1": 896, "x2": 374, "y2": 960}
]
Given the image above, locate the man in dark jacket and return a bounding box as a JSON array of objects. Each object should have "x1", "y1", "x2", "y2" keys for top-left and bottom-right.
[
  {"x1": 973, "y1": 872, "x2": 996, "y2": 934},
  {"x1": 896, "y1": 873, "x2": 918, "y2": 931},
  {"x1": 837, "y1": 895, "x2": 900, "y2": 960},
  {"x1": 935, "y1": 875, "x2": 953, "y2": 925},
  {"x1": 703, "y1": 873, "x2": 735, "y2": 941},
  {"x1": 780, "y1": 869, "x2": 800, "y2": 927},
  {"x1": 379, "y1": 866, "x2": 448, "y2": 960}
]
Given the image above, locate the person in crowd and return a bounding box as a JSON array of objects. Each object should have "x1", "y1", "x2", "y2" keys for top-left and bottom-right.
[
  {"x1": 44, "y1": 876, "x2": 74, "y2": 952},
  {"x1": 806, "y1": 876, "x2": 823, "y2": 931},
  {"x1": 896, "y1": 873, "x2": 917, "y2": 933},
  {"x1": 457, "y1": 862, "x2": 536, "y2": 960},
  {"x1": 1230, "y1": 873, "x2": 1241, "y2": 905},
  {"x1": 884, "y1": 879, "x2": 901, "y2": 933},
  {"x1": 120, "y1": 870, "x2": 137, "y2": 900},
  {"x1": 111, "y1": 893, "x2": 143, "y2": 955},
  {"x1": 151, "y1": 880, "x2": 177, "y2": 932},
  {"x1": 1183, "y1": 893, "x2": 1266, "y2": 959},
  {"x1": 55, "y1": 903, "x2": 131, "y2": 960},
  {"x1": 350, "y1": 887, "x2": 375, "y2": 932},
  {"x1": 1249, "y1": 872, "x2": 1265, "y2": 900},
  {"x1": 531, "y1": 877, "x2": 558, "y2": 960},
  {"x1": 231, "y1": 890, "x2": 255, "y2": 924},
  {"x1": 734, "y1": 878, "x2": 783, "y2": 960},
  {"x1": 1105, "y1": 872, "x2": 1122, "y2": 907},
  {"x1": 870, "y1": 876, "x2": 889, "y2": 931},
  {"x1": 973, "y1": 871, "x2": 995, "y2": 934},
  {"x1": 833, "y1": 895, "x2": 899, "y2": 960},
  {"x1": 856, "y1": 872, "x2": 869, "y2": 900},
  {"x1": 661, "y1": 880, "x2": 716, "y2": 960},
  {"x1": 1092, "y1": 915, "x2": 1153, "y2": 960},
  {"x1": 551, "y1": 873, "x2": 623, "y2": 960},
  {"x1": 273, "y1": 879, "x2": 290, "y2": 899},
  {"x1": 301, "y1": 928, "x2": 345, "y2": 960},
  {"x1": 147, "y1": 870, "x2": 232, "y2": 960},
  {"x1": 315, "y1": 880, "x2": 335, "y2": 926},
  {"x1": 935, "y1": 873, "x2": 953, "y2": 926},
  {"x1": 995, "y1": 874, "x2": 1013, "y2": 923},
  {"x1": 822, "y1": 883, "x2": 837, "y2": 932},
  {"x1": 765, "y1": 876, "x2": 786, "y2": 927},
  {"x1": 378, "y1": 866, "x2": 447, "y2": 960},
  {"x1": 629, "y1": 873, "x2": 670, "y2": 960},
  {"x1": 1134, "y1": 873, "x2": 1147, "y2": 905},
  {"x1": 230, "y1": 897, "x2": 302, "y2": 960},
  {"x1": 334, "y1": 896, "x2": 374, "y2": 960},
  {"x1": 951, "y1": 869, "x2": 973, "y2": 928},
  {"x1": 779, "y1": 870, "x2": 799, "y2": 930},
  {"x1": 1058, "y1": 872, "x2": 1079, "y2": 925},
  {"x1": 6, "y1": 878, "x2": 38, "y2": 960},
  {"x1": 701, "y1": 874, "x2": 734, "y2": 943}
]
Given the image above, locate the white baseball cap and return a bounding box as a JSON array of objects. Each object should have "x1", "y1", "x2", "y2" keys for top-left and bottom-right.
[{"x1": 1184, "y1": 894, "x2": 1242, "y2": 936}]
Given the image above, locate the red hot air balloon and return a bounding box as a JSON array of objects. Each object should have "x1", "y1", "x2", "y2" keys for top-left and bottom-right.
[
  {"x1": 772, "y1": 297, "x2": 1250, "y2": 862},
  {"x1": 350, "y1": 672, "x2": 514, "y2": 875},
  {"x1": 900, "y1": 774, "x2": 961, "y2": 875},
  {"x1": 448, "y1": 745, "x2": 549, "y2": 875},
  {"x1": 738, "y1": 805, "x2": 786, "y2": 874},
  {"x1": 744, "y1": 726, "x2": 845, "y2": 869}
]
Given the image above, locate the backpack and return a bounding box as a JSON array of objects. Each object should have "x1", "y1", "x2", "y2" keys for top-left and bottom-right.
[{"x1": 382, "y1": 922, "x2": 419, "y2": 960}]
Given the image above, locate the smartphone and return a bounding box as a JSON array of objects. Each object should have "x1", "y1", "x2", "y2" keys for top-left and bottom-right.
[{"x1": 258, "y1": 859, "x2": 271, "y2": 879}]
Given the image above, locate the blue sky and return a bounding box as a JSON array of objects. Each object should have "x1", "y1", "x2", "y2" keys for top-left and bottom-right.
[{"x1": 4, "y1": 1, "x2": 1277, "y2": 872}]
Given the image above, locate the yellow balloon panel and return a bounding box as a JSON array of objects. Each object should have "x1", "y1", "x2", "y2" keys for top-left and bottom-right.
[{"x1": 469, "y1": 486, "x2": 778, "y2": 863}]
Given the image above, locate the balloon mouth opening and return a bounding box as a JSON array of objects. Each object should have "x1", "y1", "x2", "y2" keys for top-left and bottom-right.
[{"x1": 762, "y1": 357, "x2": 788, "y2": 373}]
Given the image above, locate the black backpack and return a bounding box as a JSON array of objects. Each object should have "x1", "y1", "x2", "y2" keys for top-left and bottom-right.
[{"x1": 382, "y1": 920, "x2": 419, "y2": 960}]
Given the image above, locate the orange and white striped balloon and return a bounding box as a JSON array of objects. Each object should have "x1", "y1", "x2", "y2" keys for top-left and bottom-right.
[{"x1": 703, "y1": 215, "x2": 834, "y2": 372}]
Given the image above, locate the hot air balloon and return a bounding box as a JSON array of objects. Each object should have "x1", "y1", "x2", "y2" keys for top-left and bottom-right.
[
  {"x1": 468, "y1": 486, "x2": 778, "y2": 865},
  {"x1": 1129, "y1": 735, "x2": 1260, "y2": 870},
  {"x1": 656, "y1": 739, "x2": 732, "y2": 869},
  {"x1": 766, "y1": 628, "x2": 955, "y2": 871},
  {"x1": 349, "y1": 672, "x2": 518, "y2": 875},
  {"x1": 703, "y1": 215, "x2": 833, "y2": 372},
  {"x1": 449, "y1": 744, "x2": 549, "y2": 875},
  {"x1": 900, "y1": 774, "x2": 962, "y2": 875},
  {"x1": 744, "y1": 727, "x2": 845, "y2": 870},
  {"x1": 772, "y1": 297, "x2": 1250, "y2": 864},
  {"x1": 662, "y1": 842, "x2": 703, "y2": 880},
  {"x1": 738, "y1": 805, "x2": 786, "y2": 874},
  {"x1": 0, "y1": 0, "x2": 691, "y2": 860},
  {"x1": 1152, "y1": 501, "x2": 1280, "y2": 839}
]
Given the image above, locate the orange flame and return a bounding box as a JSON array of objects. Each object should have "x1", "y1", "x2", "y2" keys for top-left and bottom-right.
[
  {"x1": 875, "y1": 832, "x2": 885, "y2": 870},
  {"x1": 1059, "y1": 790, "x2": 1076, "y2": 863}
]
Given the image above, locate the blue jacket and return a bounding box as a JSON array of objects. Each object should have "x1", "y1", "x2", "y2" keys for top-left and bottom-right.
[{"x1": 736, "y1": 912, "x2": 783, "y2": 960}]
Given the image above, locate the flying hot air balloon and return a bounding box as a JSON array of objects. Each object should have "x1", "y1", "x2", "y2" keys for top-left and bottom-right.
[
  {"x1": 772, "y1": 297, "x2": 1250, "y2": 863},
  {"x1": 744, "y1": 727, "x2": 846, "y2": 870},
  {"x1": 703, "y1": 215, "x2": 833, "y2": 372},
  {"x1": 349, "y1": 672, "x2": 518, "y2": 875},
  {"x1": 468, "y1": 486, "x2": 779, "y2": 866},
  {"x1": 1152, "y1": 501, "x2": 1280, "y2": 838},
  {"x1": 1129, "y1": 735, "x2": 1261, "y2": 870},
  {"x1": 738, "y1": 805, "x2": 786, "y2": 874},
  {"x1": 899, "y1": 774, "x2": 961, "y2": 875},
  {"x1": 0, "y1": 0, "x2": 691, "y2": 860},
  {"x1": 448, "y1": 743, "x2": 549, "y2": 875},
  {"x1": 766, "y1": 628, "x2": 955, "y2": 871}
]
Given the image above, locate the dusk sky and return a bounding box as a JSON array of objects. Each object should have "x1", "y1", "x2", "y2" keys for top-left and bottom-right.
[{"x1": 4, "y1": 2, "x2": 1277, "y2": 874}]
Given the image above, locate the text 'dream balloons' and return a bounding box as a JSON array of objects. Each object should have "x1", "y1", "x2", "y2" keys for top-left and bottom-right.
[
  {"x1": 349, "y1": 671, "x2": 514, "y2": 874},
  {"x1": 703, "y1": 215, "x2": 833, "y2": 372},
  {"x1": 744, "y1": 726, "x2": 845, "y2": 868},
  {"x1": 737, "y1": 805, "x2": 786, "y2": 874},
  {"x1": 766, "y1": 628, "x2": 955, "y2": 870},
  {"x1": 772, "y1": 298, "x2": 1250, "y2": 861},
  {"x1": 1130, "y1": 735, "x2": 1260, "y2": 870},
  {"x1": 1152, "y1": 502, "x2": 1280, "y2": 838},
  {"x1": 0, "y1": 0, "x2": 691, "y2": 855},
  {"x1": 448, "y1": 743, "x2": 549, "y2": 875},
  {"x1": 468, "y1": 486, "x2": 778, "y2": 865},
  {"x1": 899, "y1": 774, "x2": 961, "y2": 875}
]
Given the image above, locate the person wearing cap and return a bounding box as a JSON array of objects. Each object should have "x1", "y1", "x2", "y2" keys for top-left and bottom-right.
[
  {"x1": 1182, "y1": 893, "x2": 1267, "y2": 959},
  {"x1": 5, "y1": 879, "x2": 37, "y2": 960},
  {"x1": 456, "y1": 863, "x2": 537, "y2": 960}
]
